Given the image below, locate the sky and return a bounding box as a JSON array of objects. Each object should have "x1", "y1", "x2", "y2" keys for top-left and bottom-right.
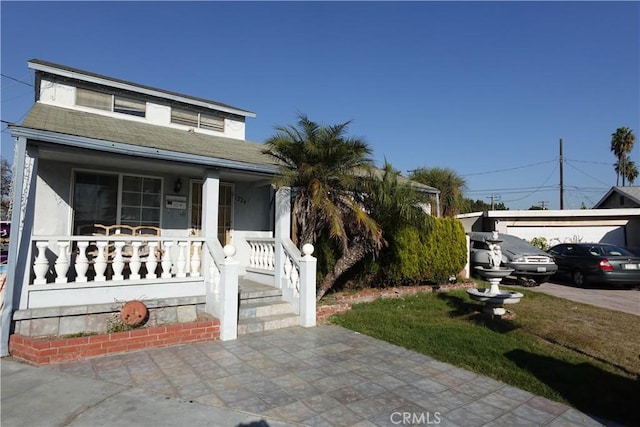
[{"x1": 1, "y1": 1, "x2": 639, "y2": 210}]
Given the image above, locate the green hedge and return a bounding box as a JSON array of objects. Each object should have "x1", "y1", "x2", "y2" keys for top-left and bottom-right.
[{"x1": 387, "y1": 217, "x2": 467, "y2": 285}]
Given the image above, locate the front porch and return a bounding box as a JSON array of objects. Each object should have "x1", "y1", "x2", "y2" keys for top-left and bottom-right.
[{"x1": 13, "y1": 233, "x2": 317, "y2": 342}]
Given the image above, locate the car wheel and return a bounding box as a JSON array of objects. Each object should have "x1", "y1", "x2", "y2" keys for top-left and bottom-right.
[{"x1": 572, "y1": 270, "x2": 588, "y2": 287}]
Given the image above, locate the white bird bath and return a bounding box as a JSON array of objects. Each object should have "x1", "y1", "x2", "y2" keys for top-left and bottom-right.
[{"x1": 467, "y1": 231, "x2": 523, "y2": 317}]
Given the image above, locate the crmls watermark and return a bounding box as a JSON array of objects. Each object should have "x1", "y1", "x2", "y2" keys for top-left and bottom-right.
[{"x1": 390, "y1": 411, "x2": 441, "y2": 425}]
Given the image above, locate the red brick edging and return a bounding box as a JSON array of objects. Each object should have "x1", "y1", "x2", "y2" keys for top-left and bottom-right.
[
  {"x1": 316, "y1": 282, "x2": 475, "y2": 323},
  {"x1": 9, "y1": 319, "x2": 220, "y2": 365}
]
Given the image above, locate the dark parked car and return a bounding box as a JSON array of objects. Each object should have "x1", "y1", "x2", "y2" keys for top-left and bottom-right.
[
  {"x1": 469, "y1": 232, "x2": 558, "y2": 285},
  {"x1": 548, "y1": 243, "x2": 640, "y2": 287}
]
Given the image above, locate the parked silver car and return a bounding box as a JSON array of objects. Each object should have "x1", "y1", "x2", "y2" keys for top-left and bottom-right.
[{"x1": 469, "y1": 232, "x2": 558, "y2": 285}]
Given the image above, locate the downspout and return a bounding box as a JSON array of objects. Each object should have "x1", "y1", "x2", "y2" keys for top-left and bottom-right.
[
  {"x1": 1, "y1": 137, "x2": 27, "y2": 356},
  {"x1": 435, "y1": 191, "x2": 441, "y2": 218}
]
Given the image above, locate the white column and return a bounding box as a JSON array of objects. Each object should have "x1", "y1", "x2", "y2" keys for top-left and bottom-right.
[
  {"x1": 129, "y1": 242, "x2": 142, "y2": 280},
  {"x1": 190, "y1": 242, "x2": 202, "y2": 277},
  {"x1": 176, "y1": 241, "x2": 188, "y2": 278},
  {"x1": 54, "y1": 242, "x2": 70, "y2": 284},
  {"x1": 145, "y1": 242, "x2": 158, "y2": 279},
  {"x1": 298, "y1": 243, "x2": 317, "y2": 327},
  {"x1": 218, "y1": 245, "x2": 239, "y2": 341},
  {"x1": 274, "y1": 187, "x2": 291, "y2": 290},
  {"x1": 33, "y1": 241, "x2": 49, "y2": 285},
  {"x1": 94, "y1": 242, "x2": 108, "y2": 282},
  {"x1": 161, "y1": 241, "x2": 174, "y2": 278},
  {"x1": 75, "y1": 241, "x2": 89, "y2": 283},
  {"x1": 112, "y1": 241, "x2": 125, "y2": 281}
]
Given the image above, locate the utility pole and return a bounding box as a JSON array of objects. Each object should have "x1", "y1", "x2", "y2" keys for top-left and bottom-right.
[
  {"x1": 486, "y1": 194, "x2": 500, "y2": 210},
  {"x1": 539, "y1": 201, "x2": 549, "y2": 210},
  {"x1": 559, "y1": 138, "x2": 564, "y2": 210}
]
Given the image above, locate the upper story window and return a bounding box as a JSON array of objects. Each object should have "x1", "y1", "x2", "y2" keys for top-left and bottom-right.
[
  {"x1": 76, "y1": 88, "x2": 146, "y2": 117},
  {"x1": 171, "y1": 107, "x2": 224, "y2": 132}
]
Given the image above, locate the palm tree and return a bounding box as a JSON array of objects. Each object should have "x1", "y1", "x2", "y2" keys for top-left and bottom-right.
[
  {"x1": 610, "y1": 127, "x2": 636, "y2": 186},
  {"x1": 263, "y1": 114, "x2": 383, "y2": 300},
  {"x1": 615, "y1": 155, "x2": 639, "y2": 185},
  {"x1": 408, "y1": 167, "x2": 467, "y2": 217}
]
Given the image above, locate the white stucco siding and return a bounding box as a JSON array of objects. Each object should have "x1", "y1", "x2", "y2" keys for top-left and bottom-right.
[
  {"x1": 38, "y1": 78, "x2": 76, "y2": 107},
  {"x1": 506, "y1": 226, "x2": 626, "y2": 247},
  {"x1": 33, "y1": 161, "x2": 73, "y2": 237}
]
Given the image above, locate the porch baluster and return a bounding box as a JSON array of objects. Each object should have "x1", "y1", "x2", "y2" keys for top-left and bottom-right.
[
  {"x1": 129, "y1": 242, "x2": 142, "y2": 280},
  {"x1": 54, "y1": 242, "x2": 70, "y2": 284},
  {"x1": 94, "y1": 242, "x2": 108, "y2": 282},
  {"x1": 176, "y1": 242, "x2": 187, "y2": 278},
  {"x1": 33, "y1": 241, "x2": 49, "y2": 285},
  {"x1": 267, "y1": 244, "x2": 275, "y2": 270},
  {"x1": 112, "y1": 241, "x2": 125, "y2": 281},
  {"x1": 145, "y1": 242, "x2": 158, "y2": 279},
  {"x1": 249, "y1": 241, "x2": 256, "y2": 268},
  {"x1": 75, "y1": 241, "x2": 89, "y2": 283},
  {"x1": 190, "y1": 242, "x2": 202, "y2": 277},
  {"x1": 161, "y1": 241, "x2": 174, "y2": 278}
]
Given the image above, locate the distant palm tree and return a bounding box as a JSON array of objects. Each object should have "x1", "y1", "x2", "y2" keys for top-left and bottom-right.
[
  {"x1": 408, "y1": 167, "x2": 467, "y2": 217},
  {"x1": 610, "y1": 127, "x2": 636, "y2": 186},
  {"x1": 263, "y1": 114, "x2": 383, "y2": 300},
  {"x1": 614, "y1": 155, "x2": 639, "y2": 185}
]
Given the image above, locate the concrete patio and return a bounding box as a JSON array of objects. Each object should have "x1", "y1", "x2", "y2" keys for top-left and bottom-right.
[{"x1": 2, "y1": 325, "x2": 609, "y2": 426}]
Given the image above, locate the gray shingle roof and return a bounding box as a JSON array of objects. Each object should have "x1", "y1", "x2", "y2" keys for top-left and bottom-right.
[{"x1": 21, "y1": 103, "x2": 278, "y2": 168}]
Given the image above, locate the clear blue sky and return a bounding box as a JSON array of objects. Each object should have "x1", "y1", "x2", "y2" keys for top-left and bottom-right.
[{"x1": 2, "y1": 1, "x2": 639, "y2": 210}]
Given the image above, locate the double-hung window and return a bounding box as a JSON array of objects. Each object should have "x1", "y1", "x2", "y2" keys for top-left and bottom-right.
[
  {"x1": 76, "y1": 88, "x2": 146, "y2": 117},
  {"x1": 73, "y1": 171, "x2": 162, "y2": 234}
]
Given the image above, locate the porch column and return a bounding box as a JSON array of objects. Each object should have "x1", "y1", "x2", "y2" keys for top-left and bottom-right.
[
  {"x1": 1, "y1": 139, "x2": 37, "y2": 357},
  {"x1": 201, "y1": 169, "x2": 220, "y2": 241},
  {"x1": 274, "y1": 187, "x2": 291, "y2": 290}
]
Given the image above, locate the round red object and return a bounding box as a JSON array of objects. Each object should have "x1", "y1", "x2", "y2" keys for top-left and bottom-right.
[{"x1": 121, "y1": 300, "x2": 148, "y2": 326}]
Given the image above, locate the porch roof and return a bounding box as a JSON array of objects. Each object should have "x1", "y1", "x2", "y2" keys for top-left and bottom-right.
[{"x1": 15, "y1": 103, "x2": 279, "y2": 173}]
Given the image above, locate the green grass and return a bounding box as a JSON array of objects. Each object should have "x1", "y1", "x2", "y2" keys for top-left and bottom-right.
[{"x1": 331, "y1": 288, "x2": 640, "y2": 426}]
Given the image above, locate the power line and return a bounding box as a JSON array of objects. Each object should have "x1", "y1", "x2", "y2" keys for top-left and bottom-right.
[
  {"x1": 565, "y1": 162, "x2": 611, "y2": 187},
  {"x1": 1, "y1": 73, "x2": 33, "y2": 87},
  {"x1": 461, "y1": 159, "x2": 556, "y2": 177},
  {"x1": 500, "y1": 162, "x2": 558, "y2": 203}
]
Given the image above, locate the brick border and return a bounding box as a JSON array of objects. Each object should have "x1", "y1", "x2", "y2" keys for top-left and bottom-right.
[
  {"x1": 9, "y1": 319, "x2": 220, "y2": 366},
  {"x1": 317, "y1": 282, "x2": 476, "y2": 323}
]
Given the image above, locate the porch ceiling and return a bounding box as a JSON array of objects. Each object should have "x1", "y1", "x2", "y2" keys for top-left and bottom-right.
[{"x1": 17, "y1": 103, "x2": 280, "y2": 173}]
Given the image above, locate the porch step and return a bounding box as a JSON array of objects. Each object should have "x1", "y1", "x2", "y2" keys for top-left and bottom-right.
[
  {"x1": 238, "y1": 313, "x2": 300, "y2": 335},
  {"x1": 239, "y1": 300, "x2": 294, "y2": 319},
  {"x1": 237, "y1": 278, "x2": 299, "y2": 335}
]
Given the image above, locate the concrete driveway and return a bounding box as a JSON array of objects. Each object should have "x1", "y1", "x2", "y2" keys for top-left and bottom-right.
[{"x1": 527, "y1": 281, "x2": 640, "y2": 316}]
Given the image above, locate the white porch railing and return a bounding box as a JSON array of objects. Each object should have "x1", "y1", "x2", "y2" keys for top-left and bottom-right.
[
  {"x1": 30, "y1": 236, "x2": 205, "y2": 285},
  {"x1": 247, "y1": 236, "x2": 316, "y2": 327}
]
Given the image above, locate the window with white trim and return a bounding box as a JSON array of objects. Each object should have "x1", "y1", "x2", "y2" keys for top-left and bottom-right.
[
  {"x1": 73, "y1": 171, "x2": 162, "y2": 234},
  {"x1": 76, "y1": 88, "x2": 146, "y2": 117}
]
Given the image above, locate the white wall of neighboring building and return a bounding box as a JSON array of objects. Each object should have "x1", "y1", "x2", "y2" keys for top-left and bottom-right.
[{"x1": 505, "y1": 226, "x2": 626, "y2": 247}]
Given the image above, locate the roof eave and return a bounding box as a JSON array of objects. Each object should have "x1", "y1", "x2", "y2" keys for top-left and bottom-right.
[
  {"x1": 9, "y1": 126, "x2": 277, "y2": 175},
  {"x1": 28, "y1": 60, "x2": 256, "y2": 119}
]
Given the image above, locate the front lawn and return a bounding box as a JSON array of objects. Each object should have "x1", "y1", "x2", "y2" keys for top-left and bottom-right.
[{"x1": 330, "y1": 287, "x2": 639, "y2": 426}]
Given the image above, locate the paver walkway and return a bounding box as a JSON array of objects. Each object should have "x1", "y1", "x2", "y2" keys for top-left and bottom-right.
[{"x1": 44, "y1": 325, "x2": 608, "y2": 426}]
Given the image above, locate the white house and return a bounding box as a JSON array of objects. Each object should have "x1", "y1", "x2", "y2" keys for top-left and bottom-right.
[{"x1": 1, "y1": 59, "x2": 318, "y2": 357}]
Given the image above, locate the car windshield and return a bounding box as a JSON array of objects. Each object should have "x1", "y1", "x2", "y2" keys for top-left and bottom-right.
[{"x1": 586, "y1": 245, "x2": 634, "y2": 257}]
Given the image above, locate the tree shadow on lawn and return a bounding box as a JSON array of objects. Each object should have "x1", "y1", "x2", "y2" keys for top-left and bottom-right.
[
  {"x1": 506, "y1": 349, "x2": 639, "y2": 427},
  {"x1": 435, "y1": 292, "x2": 520, "y2": 334}
]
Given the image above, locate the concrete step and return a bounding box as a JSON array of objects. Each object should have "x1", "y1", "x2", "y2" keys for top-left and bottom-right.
[
  {"x1": 239, "y1": 300, "x2": 293, "y2": 320},
  {"x1": 239, "y1": 279, "x2": 282, "y2": 303},
  {"x1": 238, "y1": 313, "x2": 300, "y2": 335}
]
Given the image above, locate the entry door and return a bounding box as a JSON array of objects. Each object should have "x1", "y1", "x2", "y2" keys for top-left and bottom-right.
[{"x1": 189, "y1": 180, "x2": 233, "y2": 245}]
